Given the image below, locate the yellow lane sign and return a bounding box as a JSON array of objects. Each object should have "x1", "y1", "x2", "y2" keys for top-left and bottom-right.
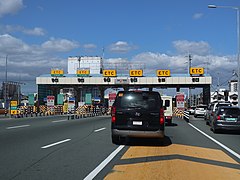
[
  {"x1": 103, "y1": 70, "x2": 117, "y2": 77},
  {"x1": 11, "y1": 101, "x2": 18, "y2": 107},
  {"x1": 77, "y1": 69, "x2": 90, "y2": 75},
  {"x1": 130, "y1": 70, "x2": 143, "y2": 77},
  {"x1": 157, "y1": 70, "x2": 170, "y2": 77},
  {"x1": 51, "y1": 69, "x2": 64, "y2": 76},
  {"x1": 190, "y1": 67, "x2": 204, "y2": 75},
  {"x1": 10, "y1": 110, "x2": 19, "y2": 115}
]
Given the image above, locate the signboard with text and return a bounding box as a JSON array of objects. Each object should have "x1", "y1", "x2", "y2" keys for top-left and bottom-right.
[
  {"x1": 129, "y1": 70, "x2": 143, "y2": 77},
  {"x1": 157, "y1": 70, "x2": 171, "y2": 77},
  {"x1": 176, "y1": 92, "x2": 185, "y2": 109},
  {"x1": 47, "y1": 96, "x2": 55, "y2": 106},
  {"x1": 51, "y1": 69, "x2": 64, "y2": 77},
  {"x1": 190, "y1": 67, "x2": 204, "y2": 75},
  {"x1": 77, "y1": 69, "x2": 90, "y2": 77},
  {"x1": 103, "y1": 70, "x2": 117, "y2": 77}
]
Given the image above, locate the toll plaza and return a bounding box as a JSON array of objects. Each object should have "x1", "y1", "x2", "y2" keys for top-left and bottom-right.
[{"x1": 36, "y1": 68, "x2": 212, "y2": 107}]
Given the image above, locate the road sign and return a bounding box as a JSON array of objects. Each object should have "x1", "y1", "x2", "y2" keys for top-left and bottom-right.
[
  {"x1": 57, "y1": 94, "x2": 64, "y2": 105},
  {"x1": 176, "y1": 92, "x2": 185, "y2": 109},
  {"x1": 129, "y1": 70, "x2": 143, "y2": 77},
  {"x1": 85, "y1": 93, "x2": 92, "y2": 105},
  {"x1": 190, "y1": 67, "x2": 204, "y2": 75},
  {"x1": 103, "y1": 70, "x2": 116, "y2": 77},
  {"x1": 28, "y1": 94, "x2": 35, "y2": 106},
  {"x1": 47, "y1": 96, "x2": 55, "y2": 106},
  {"x1": 77, "y1": 69, "x2": 90, "y2": 77},
  {"x1": 10, "y1": 110, "x2": 19, "y2": 115},
  {"x1": 10, "y1": 101, "x2": 18, "y2": 107},
  {"x1": 157, "y1": 70, "x2": 171, "y2": 77},
  {"x1": 51, "y1": 69, "x2": 64, "y2": 77}
]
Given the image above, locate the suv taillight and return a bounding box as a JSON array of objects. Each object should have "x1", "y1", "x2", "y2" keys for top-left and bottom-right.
[
  {"x1": 111, "y1": 106, "x2": 116, "y2": 123},
  {"x1": 160, "y1": 108, "x2": 165, "y2": 125},
  {"x1": 217, "y1": 115, "x2": 221, "y2": 120}
]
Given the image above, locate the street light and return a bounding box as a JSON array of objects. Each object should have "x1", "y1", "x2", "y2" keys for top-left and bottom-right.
[{"x1": 208, "y1": 4, "x2": 240, "y2": 106}]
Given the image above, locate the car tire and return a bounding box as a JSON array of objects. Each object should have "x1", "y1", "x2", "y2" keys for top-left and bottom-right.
[{"x1": 112, "y1": 135, "x2": 121, "y2": 145}]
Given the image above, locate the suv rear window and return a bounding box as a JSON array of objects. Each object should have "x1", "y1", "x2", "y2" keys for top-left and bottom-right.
[
  {"x1": 115, "y1": 91, "x2": 161, "y2": 110},
  {"x1": 218, "y1": 108, "x2": 240, "y2": 116}
]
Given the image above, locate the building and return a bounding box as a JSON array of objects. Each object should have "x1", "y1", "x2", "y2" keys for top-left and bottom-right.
[
  {"x1": 67, "y1": 56, "x2": 102, "y2": 75},
  {"x1": 229, "y1": 80, "x2": 238, "y2": 92}
]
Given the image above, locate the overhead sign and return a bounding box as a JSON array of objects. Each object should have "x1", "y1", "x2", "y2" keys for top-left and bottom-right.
[
  {"x1": 157, "y1": 70, "x2": 170, "y2": 77},
  {"x1": 190, "y1": 67, "x2": 204, "y2": 75},
  {"x1": 103, "y1": 70, "x2": 116, "y2": 77},
  {"x1": 77, "y1": 69, "x2": 90, "y2": 77},
  {"x1": 51, "y1": 69, "x2": 64, "y2": 77},
  {"x1": 129, "y1": 70, "x2": 143, "y2": 77}
]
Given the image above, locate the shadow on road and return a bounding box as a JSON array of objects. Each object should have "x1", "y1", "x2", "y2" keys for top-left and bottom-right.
[{"x1": 123, "y1": 136, "x2": 172, "y2": 147}]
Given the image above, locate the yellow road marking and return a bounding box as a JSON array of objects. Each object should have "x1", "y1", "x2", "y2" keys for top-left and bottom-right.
[{"x1": 105, "y1": 144, "x2": 240, "y2": 180}]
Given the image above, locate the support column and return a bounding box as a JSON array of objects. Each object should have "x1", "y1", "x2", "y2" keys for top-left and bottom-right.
[{"x1": 203, "y1": 85, "x2": 210, "y2": 105}]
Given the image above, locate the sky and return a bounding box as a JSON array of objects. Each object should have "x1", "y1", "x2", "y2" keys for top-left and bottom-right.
[{"x1": 0, "y1": 0, "x2": 240, "y2": 95}]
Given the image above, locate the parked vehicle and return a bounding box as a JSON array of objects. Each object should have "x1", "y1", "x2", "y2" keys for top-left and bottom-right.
[
  {"x1": 210, "y1": 106, "x2": 240, "y2": 133},
  {"x1": 194, "y1": 104, "x2": 207, "y2": 118},
  {"x1": 162, "y1": 96, "x2": 173, "y2": 124},
  {"x1": 111, "y1": 91, "x2": 165, "y2": 144},
  {"x1": 205, "y1": 101, "x2": 232, "y2": 125}
]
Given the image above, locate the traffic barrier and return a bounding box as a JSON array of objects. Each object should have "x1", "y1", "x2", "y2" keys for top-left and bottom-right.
[{"x1": 183, "y1": 111, "x2": 190, "y2": 122}]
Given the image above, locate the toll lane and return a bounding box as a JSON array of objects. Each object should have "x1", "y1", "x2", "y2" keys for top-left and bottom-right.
[{"x1": 100, "y1": 117, "x2": 240, "y2": 180}]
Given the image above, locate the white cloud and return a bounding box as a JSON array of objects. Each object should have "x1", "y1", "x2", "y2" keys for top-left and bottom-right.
[
  {"x1": 23, "y1": 27, "x2": 45, "y2": 36},
  {"x1": 0, "y1": 25, "x2": 46, "y2": 36},
  {"x1": 108, "y1": 41, "x2": 137, "y2": 53},
  {"x1": 0, "y1": 34, "x2": 78, "y2": 86},
  {"x1": 83, "y1": 43, "x2": 97, "y2": 49},
  {"x1": 173, "y1": 40, "x2": 211, "y2": 55},
  {"x1": 0, "y1": 0, "x2": 24, "y2": 17},
  {"x1": 193, "y1": 13, "x2": 203, "y2": 20},
  {"x1": 41, "y1": 38, "x2": 79, "y2": 52}
]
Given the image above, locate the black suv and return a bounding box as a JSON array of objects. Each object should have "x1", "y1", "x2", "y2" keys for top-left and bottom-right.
[{"x1": 111, "y1": 91, "x2": 165, "y2": 144}]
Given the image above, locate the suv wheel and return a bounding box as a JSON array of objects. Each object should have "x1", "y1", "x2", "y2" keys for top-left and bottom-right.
[{"x1": 112, "y1": 135, "x2": 121, "y2": 145}]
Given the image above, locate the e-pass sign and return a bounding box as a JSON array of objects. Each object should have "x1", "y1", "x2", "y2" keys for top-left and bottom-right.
[
  {"x1": 190, "y1": 67, "x2": 204, "y2": 75},
  {"x1": 129, "y1": 70, "x2": 143, "y2": 77},
  {"x1": 103, "y1": 70, "x2": 116, "y2": 77},
  {"x1": 157, "y1": 70, "x2": 170, "y2": 77}
]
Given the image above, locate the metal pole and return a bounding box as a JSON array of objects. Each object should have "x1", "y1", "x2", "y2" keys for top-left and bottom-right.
[
  {"x1": 4, "y1": 55, "x2": 8, "y2": 109},
  {"x1": 237, "y1": 9, "x2": 240, "y2": 106}
]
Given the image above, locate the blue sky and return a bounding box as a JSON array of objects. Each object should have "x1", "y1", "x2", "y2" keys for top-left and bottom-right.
[{"x1": 0, "y1": 0, "x2": 240, "y2": 94}]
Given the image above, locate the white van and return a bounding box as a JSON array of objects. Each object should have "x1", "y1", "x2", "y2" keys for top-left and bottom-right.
[{"x1": 162, "y1": 96, "x2": 173, "y2": 124}]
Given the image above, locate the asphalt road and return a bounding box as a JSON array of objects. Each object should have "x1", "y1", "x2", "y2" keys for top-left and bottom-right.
[{"x1": 0, "y1": 115, "x2": 239, "y2": 180}]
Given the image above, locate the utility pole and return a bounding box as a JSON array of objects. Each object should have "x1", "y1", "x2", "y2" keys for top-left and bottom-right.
[
  {"x1": 4, "y1": 55, "x2": 8, "y2": 109},
  {"x1": 188, "y1": 54, "x2": 192, "y2": 107}
]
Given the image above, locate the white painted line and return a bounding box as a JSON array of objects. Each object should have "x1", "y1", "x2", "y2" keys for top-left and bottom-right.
[
  {"x1": 94, "y1": 127, "x2": 106, "y2": 132},
  {"x1": 188, "y1": 123, "x2": 240, "y2": 160},
  {"x1": 84, "y1": 145, "x2": 125, "y2": 180},
  {"x1": 6, "y1": 124, "x2": 30, "y2": 129},
  {"x1": 41, "y1": 139, "x2": 71, "y2": 149},
  {"x1": 52, "y1": 120, "x2": 68, "y2": 123}
]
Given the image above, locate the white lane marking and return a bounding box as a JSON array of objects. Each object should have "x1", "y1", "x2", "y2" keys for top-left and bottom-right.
[
  {"x1": 84, "y1": 145, "x2": 125, "y2": 180},
  {"x1": 41, "y1": 139, "x2": 71, "y2": 149},
  {"x1": 94, "y1": 127, "x2": 106, "y2": 132},
  {"x1": 52, "y1": 120, "x2": 68, "y2": 123},
  {"x1": 188, "y1": 123, "x2": 240, "y2": 160},
  {"x1": 6, "y1": 125, "x2": 30, "y2": 129}
]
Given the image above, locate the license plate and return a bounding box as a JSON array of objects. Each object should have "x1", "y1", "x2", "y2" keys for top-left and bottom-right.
[
  {"x1": 225, "y1": 118, "x2": 237, "y2": 121},
  {"x1": 133, "y1": 121, "x2": 142, "y2": 125}
]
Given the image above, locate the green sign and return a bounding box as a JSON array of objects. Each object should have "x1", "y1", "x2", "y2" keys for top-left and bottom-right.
[
  {"x1": 57, "y1": 94, "x2": 64, "y2": 105},
  {"x1": 28, "y1": 94, "x2": 35, "y2": 106},
  {"x1": 85, "y1": 93, "x2": 92, "y2": 105},
  {"x1": 10, "y1": 106, "x2": 17, "y2": 110}
]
